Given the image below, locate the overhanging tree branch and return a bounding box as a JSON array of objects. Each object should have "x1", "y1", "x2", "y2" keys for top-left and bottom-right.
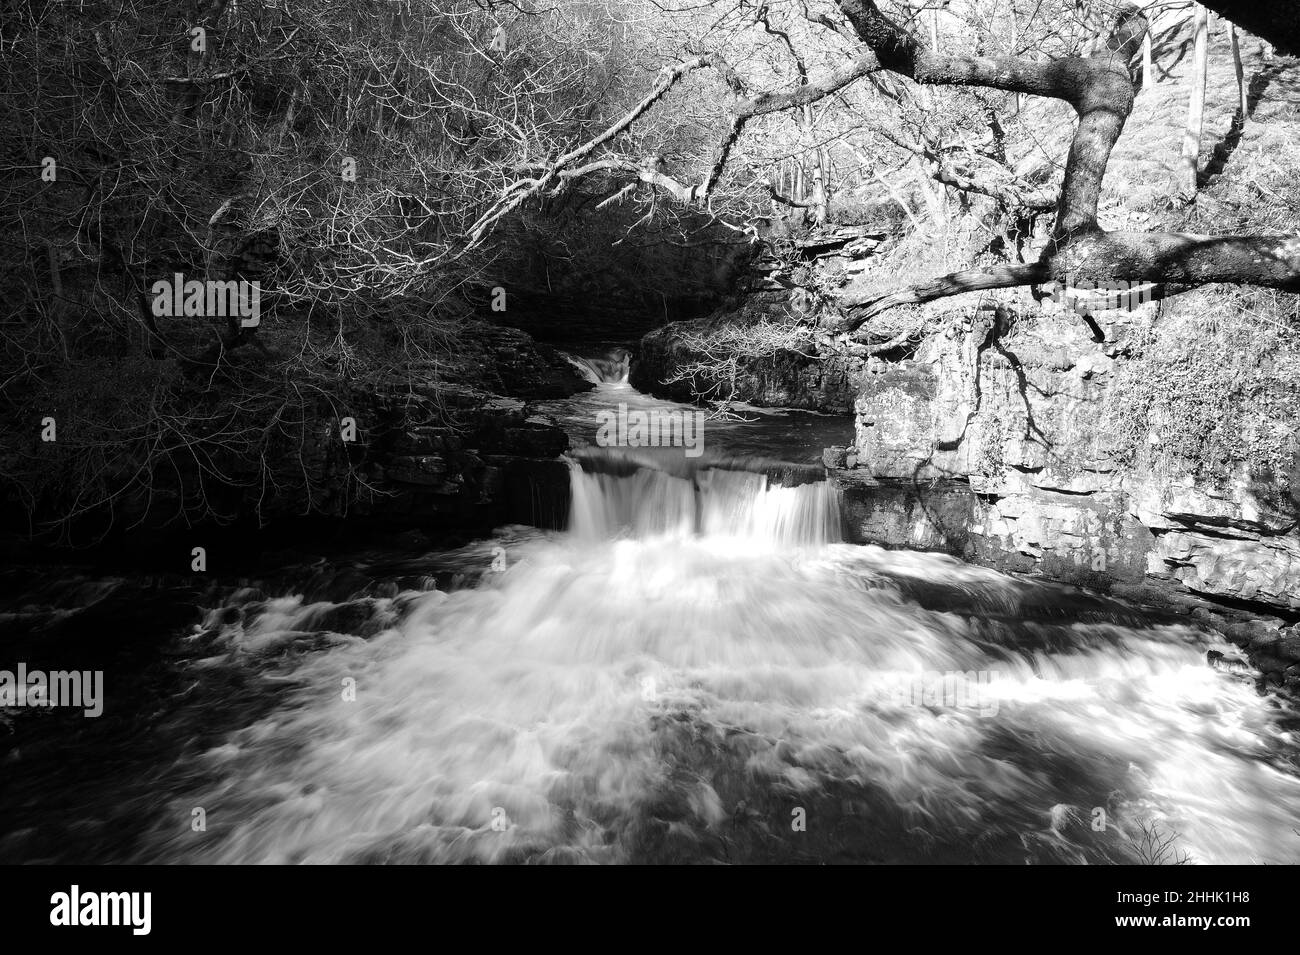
[
  {"x1": 842, "y1": 262, "x2": 1051, "y2": 329},
  {"x1": 831, "y1": 0, "x2": 1300, "y2": 337}
]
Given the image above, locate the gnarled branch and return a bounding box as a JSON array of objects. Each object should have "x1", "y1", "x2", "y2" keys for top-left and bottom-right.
[{"x1": 833, "y1": 0, "x2": 1300, "y2": 335}]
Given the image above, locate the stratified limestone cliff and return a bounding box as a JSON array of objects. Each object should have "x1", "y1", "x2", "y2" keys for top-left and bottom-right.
[{"x1": 833, "y1": 297, "x2": 1300, "y2": 661}]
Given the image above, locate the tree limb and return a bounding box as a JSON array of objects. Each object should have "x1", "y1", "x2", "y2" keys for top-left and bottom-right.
[
  {"x1": 837, "y1": 0, "x2": 1147, "y2": 237},
  {"x1": 840, "y1": 262, "x2": 1051, "y2": 331},
  {"x1": 832, "y1": 0, "x2": 1300, "y2": 332}
]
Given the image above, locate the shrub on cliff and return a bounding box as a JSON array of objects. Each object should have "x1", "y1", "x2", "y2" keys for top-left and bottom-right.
[{"x1": 1103, "y1": 289, "x2": 1300, "y2": 488}]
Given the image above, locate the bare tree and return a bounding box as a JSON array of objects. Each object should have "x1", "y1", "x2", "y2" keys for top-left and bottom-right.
[
  {"x1": 1180, "y1": 7, "x2": 1210, "y2": 198},
  {"x1": 832, "y1": 0, "x2": 1300, "y2": 332},
  {"x1": 0, "y1": 0, "x2": 651, "y2": 532},
  {"x1": 466, "y1": 1, "x2": 1299, "y2": 340}
]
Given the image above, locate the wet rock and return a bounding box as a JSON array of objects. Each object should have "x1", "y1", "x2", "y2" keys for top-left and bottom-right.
[
  {"x1": 1278, "y1": 630, "x2": 1300, "y2": 662},
  {"x1": 1249, "y1": 633, "x2": 1280, "y2": 652},
  {"x1": 1207, "y1": 649, "x2": 1250, "y2": 672},
  {"x1": 823, "y1": 446, "x2": 850, "y2": 469}
]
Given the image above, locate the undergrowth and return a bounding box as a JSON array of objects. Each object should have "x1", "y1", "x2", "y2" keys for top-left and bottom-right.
[{"x1": 1101, "y1": 289, "x2": 1300, "y2": 486}]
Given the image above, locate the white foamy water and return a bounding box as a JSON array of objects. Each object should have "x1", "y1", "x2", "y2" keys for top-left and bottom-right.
[
  {"x1": 135, "y1": 460, "x2": 1300, "y2": 865},
  {"x1": 568, "y1": 460, "x2": 842, "y2": 547}
]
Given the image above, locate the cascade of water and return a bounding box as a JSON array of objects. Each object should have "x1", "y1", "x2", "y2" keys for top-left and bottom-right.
[
  {"x1": 108, "y1": 452, "x2": 1300, "y2": 866},
  {"x1": 563, "y1": 348, "x2": 631, "y2": 384},
  {"x1": 124, "y1": 526, "x2": 1300, "y2": 866},
  {"x1": 567, "y1": 453, "x2": 842, "y2": 547}
]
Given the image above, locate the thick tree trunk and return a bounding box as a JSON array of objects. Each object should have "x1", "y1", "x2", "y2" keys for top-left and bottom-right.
[
  {"x1": 841, "y1": 232, "x2": 1300, "y2": 333},
  {"x1": 809, "y1": 153, "x2": 829, "y2": 225},
  {"x1": 841, "y1": 263, "x2": 1050, "y2": 329},
  {"x1": 1048, "y1": 231, "x2": 1300, "y2": 290},
  {"x1": 838, "y1": 0, "x2": 1145, "y2": 238}
]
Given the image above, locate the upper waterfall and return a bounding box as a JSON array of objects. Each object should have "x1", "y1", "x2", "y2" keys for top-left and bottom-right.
[
  {"x1": 566, "y1": 450, "x2": 842, "y2": 546},
  {"x1": 563, "y1": 348, "x2": 632, "y2": 385}
]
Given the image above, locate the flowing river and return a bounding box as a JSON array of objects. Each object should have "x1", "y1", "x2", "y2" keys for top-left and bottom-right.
[{"x1": 2, "y1": 354, "x2": 1299, "y2": 864}]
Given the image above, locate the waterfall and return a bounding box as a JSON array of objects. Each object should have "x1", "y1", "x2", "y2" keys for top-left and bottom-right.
[
  {"x1": 563, "y1": 348, "x2": 632, "y2": 384},
  {"x1": 567, "y1": 453, "x2": 842, "y2": 546}
]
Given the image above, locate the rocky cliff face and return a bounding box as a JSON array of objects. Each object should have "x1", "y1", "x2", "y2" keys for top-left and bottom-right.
[
  {"x1": 351, "y1": 384, "x2": 575, "y2": 532},
  {"x1": 832, "y1": 297, "x2": 1300, "y2": 674}
]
